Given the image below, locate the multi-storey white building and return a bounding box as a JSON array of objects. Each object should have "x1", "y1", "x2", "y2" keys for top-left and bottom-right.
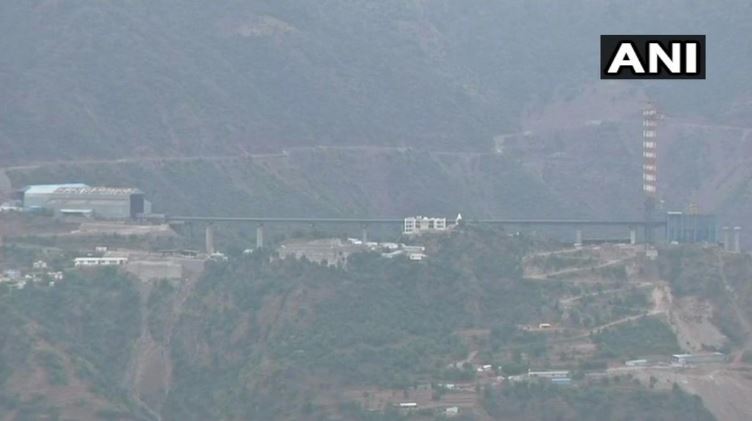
[{"x1": 403, "y1": 216, "x2": 447, "y2": 235}]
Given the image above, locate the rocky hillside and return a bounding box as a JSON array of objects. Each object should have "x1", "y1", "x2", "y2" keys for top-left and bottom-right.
[
  {"x1": 2, "y1": 2, "x2": 752, "y2": 243},
  {"x1": 3, "y1": 147, "x2": 573, "y2": 220},
  {"x1": 5, "y1": 123, "x2": 751, "y2": 249},
  {"x1": 2, "y1": 227, "x2": 752, "y2": 420}
]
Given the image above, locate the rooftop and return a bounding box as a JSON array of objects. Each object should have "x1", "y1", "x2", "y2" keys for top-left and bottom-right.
[
  {"x1": 672, "y1": 352, "x2": 724, "y2": 358},
  {"x1": 53, "y1": 186, "x2": 143, "y2": 196},
  {"x1": 24, "y1": 184, "x2": 89, "y2": 194}
]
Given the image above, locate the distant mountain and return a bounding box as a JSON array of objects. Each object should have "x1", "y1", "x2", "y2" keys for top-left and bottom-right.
[{"x1": 1, "y1": 1, "x2": 752, "y2": 163}]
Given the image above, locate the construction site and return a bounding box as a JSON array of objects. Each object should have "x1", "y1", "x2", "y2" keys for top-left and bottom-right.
[
  {"x1": 0, "y1": 101, "x2": 747, "y2": 285},
  {"x1": 0, "y1": 102, "x2": 751, "y2": 421}
]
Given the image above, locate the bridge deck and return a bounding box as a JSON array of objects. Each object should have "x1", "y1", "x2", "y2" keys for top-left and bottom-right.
[{"x1": 166, "y1": 216, "x2": 665, "y2": 227}]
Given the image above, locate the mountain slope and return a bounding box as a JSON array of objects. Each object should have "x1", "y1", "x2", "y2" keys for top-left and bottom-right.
[
  {"x1": 2, "y1": 1, "x2": 752, "y2": 163},
  {"x1": 4, "y1": 229, "x2": 752, "y2": 420}
]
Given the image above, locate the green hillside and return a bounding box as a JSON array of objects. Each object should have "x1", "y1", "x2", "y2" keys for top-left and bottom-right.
[
  {"x1": 4, "y1": 227, "x2": 746, "y2": 419},
  {"x1": 5, "y1": 149, "x2": 573, "y2": 219}
]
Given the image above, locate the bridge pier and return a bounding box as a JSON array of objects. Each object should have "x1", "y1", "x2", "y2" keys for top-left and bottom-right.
[
  {"x1": 629, "y1": 227, "x2": 637, "y2": 245},
  {"x1": 361, "y1": 225, "x2": 368, "y2": 244},
  {"x1": 733, "y1": 226, "x2": 742, "y2": 253},
  {"x1": 256, "y1": 224, "x2": 264, "y2": 249},
  {"x1": 205, "y1": 224, "x2": 215, "y2": 255},
  {"x1": 644, "y1": 225, "x2": 655, "y2": 245},
  {"x1": 187, "y1": 222, "x2": 194, "y2": 243},
  {"x1": 575, "y1": 229, "x2": 583, "y2": 247}
]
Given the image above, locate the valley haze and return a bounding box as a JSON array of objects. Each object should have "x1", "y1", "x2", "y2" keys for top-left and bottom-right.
[{"x1": 1, "y1": 2, "x2": 752, "y2": 421}]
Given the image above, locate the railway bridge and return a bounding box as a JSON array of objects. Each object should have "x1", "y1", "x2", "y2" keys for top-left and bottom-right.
[{"x1": 163, "y1": 215, "x2": 665, "y2": 252}]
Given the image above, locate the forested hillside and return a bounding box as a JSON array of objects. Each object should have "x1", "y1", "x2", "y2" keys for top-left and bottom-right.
[
  {"x1": 4, "y1": 149, "x2": 573, "y2": 220},
  {"x1": 3, "y1": 227, "x2": 751, "y2": 419},
  {"x1": 3, "y1": 2, "x2": 752, "y2": 419}
]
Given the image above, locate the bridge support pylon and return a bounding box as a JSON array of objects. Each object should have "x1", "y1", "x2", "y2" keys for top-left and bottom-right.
[
  {"x1": 205, "y1": 224, "x2": 215, "y2": 255},
  {"x1": 256, "y1": 224, "x2": 264, "y2": 249},
  {"x1": 733, "y1": 226, "x2": 742, "y2": 253},
  {"x1": 575, "y1": 229, "x2": 583, "y2": 247}
]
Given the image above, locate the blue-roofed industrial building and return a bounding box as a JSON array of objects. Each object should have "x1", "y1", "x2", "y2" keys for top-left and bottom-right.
[
  {"x1": 21, "y1": 184, "x2": 150, "y2": 219},
  {"x1": 22, "y1": 184, "x2": 90, "y2": 208}
]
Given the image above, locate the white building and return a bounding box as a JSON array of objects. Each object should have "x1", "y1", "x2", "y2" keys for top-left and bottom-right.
[
  {"x1": 445, "y1": 406, "x2": 459, "y2": 417},
  {"x1": 47, "y1": 272, "x2": 64, "y2": 281},
  {"x1": 209, "y1": 252, "x2": 229, "y2": 262},
  {"x1": 74, "y1": 257, "x2": 128, "y2": 267},
  {"x1": 402, "y1": 245, "x2": 426, "y2": 253},
  {"x1": 403, "y1": 216, "x2": 447, "y2": 235},
  {"x1": 671, "y1": 353, "x2": 725, "y2": 366},
  {"x1": 528, "y1": 370, "x2": 570, "y2": 379},
  {"x1": 382, "y1": 250, "x2": 404, "y2": 259}
]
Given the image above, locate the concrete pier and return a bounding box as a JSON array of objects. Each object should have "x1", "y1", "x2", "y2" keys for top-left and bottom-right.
[
  {"x1": 722, "y1": 227, "x2": 731, "y2": 251},
  {"x1": 205, "y1": 225, "x2": 215, "y2": 255},
  {"x1": 256, "y1": 224, "x2": 264, "y2": 249}
]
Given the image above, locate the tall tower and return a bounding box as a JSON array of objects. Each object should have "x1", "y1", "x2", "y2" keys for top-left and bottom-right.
[{"x1": 642, "y1": 102, "x2": 659, "y2": 243}]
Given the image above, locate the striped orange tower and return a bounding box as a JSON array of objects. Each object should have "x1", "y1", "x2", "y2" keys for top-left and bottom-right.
[{"x1": 642, "y1": 102, "x2": 659, "y2": 243}]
